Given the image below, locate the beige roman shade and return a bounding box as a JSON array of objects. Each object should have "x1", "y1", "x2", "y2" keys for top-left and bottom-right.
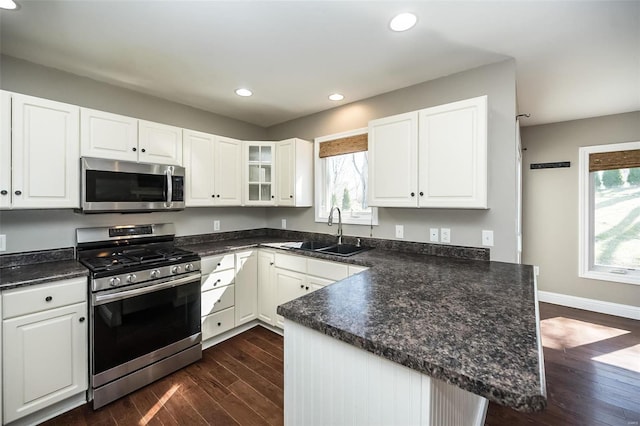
[
  {"x1": 589, "y1": 149, "x2": 640, "y2": 172},
  {"x1": 319, "y1": 133, "x2": 368, "y2": 158}
]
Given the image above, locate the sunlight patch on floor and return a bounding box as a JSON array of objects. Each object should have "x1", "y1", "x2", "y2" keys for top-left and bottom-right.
[
  {"x1": 540, "y1": 316, "x2": 629, "y2": 350},
  {"x1": 138, "y1": 383, "x2": 180, "y2": 425},
  {"x1": 592, "y1": 344, "x2": 640, "y2": 373}
]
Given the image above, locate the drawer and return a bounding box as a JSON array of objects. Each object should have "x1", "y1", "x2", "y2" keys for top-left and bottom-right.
[
  {"x1": 201, "y1": 254, "x2": 235, "y2": 275},
  {"x1": 201, "y1": 269, "x2": 235, "y2": 292},
  {"x1": 348, "y1": 265, "x2": 369, "y2": 276},
  {"x1": 2, "y1": 277, "x2": 87, "y2": 319},
  {"x1": 201, "y1": 284, "x2": 235, "y2": 316},
  {"x1": 202, "y1": 307, "x2": 235, "y2": 340},
  {"x1": 275, "y1": 252, "x2": 306, "y2": 273},
  {"x1": 307, "y1": 258, "x2": 348, "y2": 281}
]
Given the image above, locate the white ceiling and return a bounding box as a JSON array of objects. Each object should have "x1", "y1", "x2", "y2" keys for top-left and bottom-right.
[{"x1": 1, "y1": 1, "x2": 638, "y2": 128}]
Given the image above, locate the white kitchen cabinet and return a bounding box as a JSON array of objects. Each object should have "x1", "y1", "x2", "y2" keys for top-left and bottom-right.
[
  {"x1": 2, "y1": 277, "x2": 88, "y2": 424},
  {"x1": 202, "y1": 307, "x2": 236, "y2": 341},
  {"x1": 274, "y1": 267, "x2": 306, "y2": 328},
  {"x1": 258, "y1": 250, "x2": 276, "y2": 325},
  {"x1": 200, "y1": 254, "x2": 236, "y2": 341},
  {"x1": 368, "y1": 95, "x2": 488, "y2": 209},
  {"x1": 183, "y1": 130, "x2": 242, "y2": 206},
  {"x1": 244, "y1": 141, "x2": 276, "y2": 205},
  {"x1": 276, "y1": 138, "x2": 313, "y2": 207},
  {"x1": 80, "y1": 108, "x2": 138, "y2": 162},
  {"x1": 418, "y1": 96, "x2": 488, "y2": 208},
  {"x1": 235, "y1": 250, "x2": 258, "y2": 326},
  {"x1": 306, "y1": 275, "x2": 332, "y2": 292},
  {"x1": 0, "y1": 90, "x2": 11, "y2": 209},
  {"x1": 368, "y1": 111, "x2": 418, "y2": 207},
  {"x1": 138, "y1": 120, "x2": 183, "y2": 166},
  {"x1": 9, "y1": 93, "x2": 80, "y2": 209}
]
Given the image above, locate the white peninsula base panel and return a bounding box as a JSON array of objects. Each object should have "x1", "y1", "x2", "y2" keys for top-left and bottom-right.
[{"x1": 284, "y1": 320, "x2": 488, "y2": 426}]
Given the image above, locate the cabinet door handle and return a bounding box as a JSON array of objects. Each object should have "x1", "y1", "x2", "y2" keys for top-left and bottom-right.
[
  {"x1": 45, "y1": 296, "x2": 53, "y2": 302},
  {"x1": 410, "y1": 192, "x2": 415, "y2": 197},
  {"x1": 141, "y1": 148, "x2": 146, "y2": 153},
  {"x1": 132, "y1": 147, "x2": 137, "y2": 152},
  {"x1": 270, "y1": 262, "x2": 274, "y2": 266},
  {"x1": 79, "y1": 317, "x2": 85, "y2": 323},
  {"x1": 212, "y1": 194, "x2": 216, "y2": 198},
  {"x1": 271, "y1": 195, "x2": 274, "y2": 199},
  {"x1": 15, "y1": 190, "x2": 22, "y2": 196},
  {"x1": 305, "y1": 286, "x2": 309, "y2": 290},
  {"x1": 217, "y1": 322, "x2": 222, "y2": 327},
  {"x1": 289, "y1": 195, "x2": 293, "y2": 198},
  {"x1": 419, "y1": 191, "x2": 424, "y2": 196},
  {"x1": 300, "y1": 284, "x2": 304, "y2": 288},
  {"x1": 217, "y1": 299, "x2": 221, "y2": 303},
  {"x1": 0, "y1": 190, "x2": 7, "y2": 195},
  {"x1": 217, "y1": 263, "x2": 221, "y2": 266}
]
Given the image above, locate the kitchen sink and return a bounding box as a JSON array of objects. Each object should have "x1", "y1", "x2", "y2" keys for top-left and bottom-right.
[
  {"x1": 285, "y1": 240, "x2": 335, "y2": 251},
  {"x1": 318, "y1": 243, "x2": 370, "y2": 257}
]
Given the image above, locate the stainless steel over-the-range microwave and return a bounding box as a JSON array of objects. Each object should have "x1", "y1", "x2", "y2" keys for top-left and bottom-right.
[{"x1": 79, "y1": 157, "x2": 185, "y2": 213}]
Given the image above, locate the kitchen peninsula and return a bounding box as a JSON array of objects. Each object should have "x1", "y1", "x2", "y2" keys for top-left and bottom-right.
[{"x1": 277, "y1": 247, "x2": 546, "y2": 425}]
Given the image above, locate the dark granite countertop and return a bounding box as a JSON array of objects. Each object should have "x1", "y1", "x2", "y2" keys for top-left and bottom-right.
[
  {"x1": 0, "y1": 259, "x2": 88, "y2": 289},
  {"x1": 277, "y1": 250, "x2": 546, "y2": 413}
]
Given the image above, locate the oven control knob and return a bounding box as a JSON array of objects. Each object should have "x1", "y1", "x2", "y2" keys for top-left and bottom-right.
[
  {"x1": 126, "y1": 274, "x2": 137, "y2": 283},
  {"x1": 185, "y1": 263, "x2": 194, "y2": 272},
  {"x1": 150, "y1": 269, "x2": 161, "y2": 279},
  {"x1": 109, "y1": 277, "x2": 121, "y2": 287},
  {"x1": 171, "y1": 265, "x2": 182, "y2": 274}
]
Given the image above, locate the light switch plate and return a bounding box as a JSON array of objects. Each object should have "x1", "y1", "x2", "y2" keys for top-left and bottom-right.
[
  {"x1": 482, "y1": 230, "x2": 494, "y2": 246},
  {"x1": 213, "y1": 220, "x2": 220, "y2": 231},
  {"x1": 281, "y1": 219, "x2": 287, "y2": 229},
  {"x1": 0, "y1": 234, "x2": 5, "y2": 252},
  {"x1": 395, "y1": 225, "x2": 404, "y2": 239},
  {"x1": 429, "y1": 228, "x2": 439, "y2": 242},
  {"x1": 440, "y1": 228, "x2": 451, "y2": 243}
]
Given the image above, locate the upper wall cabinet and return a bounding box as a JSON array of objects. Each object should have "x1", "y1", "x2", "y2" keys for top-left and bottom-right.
[
  {"x1": 276, "y1": 138, "x2": 313, "y2": 207},
  {"x1": 80, "y1": 108, "x2": 183, "y2": 166},
  {"x1": 183, "y1": 129, "x2": 242, "y2": 206},
  {"x1": 244, "y1": 141, "x2": 276, "y2": 205},
  {"x1": 1, "y1": 91, "x2": 11, "y2": 209},
  {"x1": 368, "y1": 95, "x2": 488, "y2": 209},
  {"x1": 2, "y1": 92, "x2": 80, "y2": 209}
]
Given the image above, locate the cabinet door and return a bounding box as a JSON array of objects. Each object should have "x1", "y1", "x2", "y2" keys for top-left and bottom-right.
[
  {"x1": 80, "y1": 108, "x2": 138, "y2": 161},
  {"x1": 368, "y1": 111, "x2": 418, "y2": 207},
  {"x1": 245, "y1": 141, "x2": 276, "y2": 205},
  {"x1": 215, "y1": 136, "x2": 243, "y2": 206},
  {"x1": 274, "y1": 268, "x2": 306, "y2": 328},
  {"x1": 235, "y1": 250, "x2": 258, "y2": 326},
  {"x1": 3, "y1": 302, "x2": 88, "y2": 424},
  {"x1": 183, "y1": 129, "x2": 216, "y2": 206},
  {"x1": 276, "y1": 139, "x2": 294, "y2": 206},
  {"x1": 138, "y1": 120, "x2": 183, "y2": 166},
  {"x1": 0, "y1": 91, "x2": 11, "y2": 208},
  {"x1": 418, "y1": 96, "x2": 487, "y2": 208},
  {"x1": 307, "y1": 275, "x2": 333, "y2": 293},
  {"x1": 257, "y1": 251, "x2": 276, "y2": 325},
  {"x1": 11, "y1": 94, "x2": 80, "y2": 209}
]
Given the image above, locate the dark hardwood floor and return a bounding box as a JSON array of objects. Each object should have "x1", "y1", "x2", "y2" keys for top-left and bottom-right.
[{"x1": 43, "y1": 303, "x2": 639, "y2": 426}]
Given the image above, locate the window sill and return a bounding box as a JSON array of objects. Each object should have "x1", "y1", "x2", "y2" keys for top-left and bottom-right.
[
  {"x1": 315, "y1": 215, "x2": 378, "y2": 226},
  {"x1": 580, "y1": 269, "x2": 640, "y2": 286}
]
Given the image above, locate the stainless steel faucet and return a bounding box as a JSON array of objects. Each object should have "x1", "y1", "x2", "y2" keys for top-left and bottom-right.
[{"x1": 328, "y1": 206, "x2": 343, "y2": 245}]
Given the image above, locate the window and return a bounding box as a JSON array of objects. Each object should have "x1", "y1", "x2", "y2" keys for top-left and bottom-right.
[
  {"x1": 579, "y1": 141, "x2": 640, "y2": 285},
  {"x1": 315, "y1": 128, "x2": 378, "y2": 225}
]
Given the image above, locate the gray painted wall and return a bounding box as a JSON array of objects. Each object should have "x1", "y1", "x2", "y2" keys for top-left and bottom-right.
[
  {"x1": 266, "y1": 60, "x2": 518, "y2": 262},
  {"x1": 521, "y1": 111, "x2": 640, "y2": 306},
  {"x1": 0, "y1": 55, "x2": 267, "y2": 140}
]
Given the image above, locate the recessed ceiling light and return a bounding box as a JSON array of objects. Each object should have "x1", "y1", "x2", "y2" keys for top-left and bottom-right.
[
  {"x1": 235, "y1": 88, "x2": 253, "y2": 97},
  {"x1": 328, "y1": 93, "x2": 344, "y2": 101},
  {"x1": 0, "y1": 0, "x2": 17, "y2": 10},
  {"x1": 389, "y1": 13, "x2": 417, "y2": 32}
]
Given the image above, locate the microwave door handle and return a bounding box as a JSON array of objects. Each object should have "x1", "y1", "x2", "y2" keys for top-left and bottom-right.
[{"x1": 166, "y1": 167, "x2": 173, "y2": 206}]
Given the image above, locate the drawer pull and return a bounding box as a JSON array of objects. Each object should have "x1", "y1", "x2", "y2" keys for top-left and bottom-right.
[
  {"x1": 45, "y1": 296, "x2": 53, "y2": 302},
  {"x1": 79, "y1": 317, "x2": 85, "y2": 323},
  {"x1": 217, "y1": 299, "x2": 221, "y2": 303},
  {"x1": 217, "y1": 263, "x2": 221, "y2": 266},
  {"x1": 217, "y1": 322, "x2": 222, "y2": 326},
  {"x1": 300, "y1": 284, "x2": 304, "y2": 288},
  {"x1": 305, "y1": 286, "x2": 309, "y2": 290}
]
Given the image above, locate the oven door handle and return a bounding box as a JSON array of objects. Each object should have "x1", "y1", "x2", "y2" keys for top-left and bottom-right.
[{"x1": 93, "y1": 273, "x2": 200, "y2": 305}]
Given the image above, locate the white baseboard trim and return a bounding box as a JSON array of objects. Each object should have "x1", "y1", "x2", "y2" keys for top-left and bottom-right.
[{"x1": 538, "y1": 290, "x2": 640, "y2": 320}]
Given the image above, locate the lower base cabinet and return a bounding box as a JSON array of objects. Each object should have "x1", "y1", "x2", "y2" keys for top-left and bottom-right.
[
  {"x1": 202, "y1": 307, "x2": 236, "y2": 341},
  {"x1": 2, "y1": 277, "x2": 88, "y2": 425}
]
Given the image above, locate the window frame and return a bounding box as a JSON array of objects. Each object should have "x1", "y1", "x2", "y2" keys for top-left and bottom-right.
[
  {"x1": 314, "y1": 128, "x2": 378, "y2": 226},
  {"x1": 578, "y1": 141, "x2": 640, "y2": 286}
]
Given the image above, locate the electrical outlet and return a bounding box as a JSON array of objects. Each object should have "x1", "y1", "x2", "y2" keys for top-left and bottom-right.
[
  {"x1": 0, "y1": 234, "x2": 5, "y2": 252},
  {"x1": 440, "y1": 228, "x2": 451, "y2": 243},
  {"x1": 395, "y1": 225, "x2": 404, "y2": 239},
  {"x1": 281, "y1": 219, "x2": 287, "y2": 229},
  {"x1": 213, "y1": 220, "x2": 220, "y2": 231},
  {"x1": 482, "y1": 230, "x2": 494, "y2": 246},
  {"x1": 429, "y1": 228, "x2": 439, "y2": 242}
]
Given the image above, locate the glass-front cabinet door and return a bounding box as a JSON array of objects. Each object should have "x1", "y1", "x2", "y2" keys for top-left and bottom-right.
[{"x1": 244, "y1": 141, "x2": 276, "y2": 205}]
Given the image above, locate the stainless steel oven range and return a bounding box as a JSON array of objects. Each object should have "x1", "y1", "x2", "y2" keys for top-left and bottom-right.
[{"x1": 76, "y1": 223, "x2": 201, "y2": 409}]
